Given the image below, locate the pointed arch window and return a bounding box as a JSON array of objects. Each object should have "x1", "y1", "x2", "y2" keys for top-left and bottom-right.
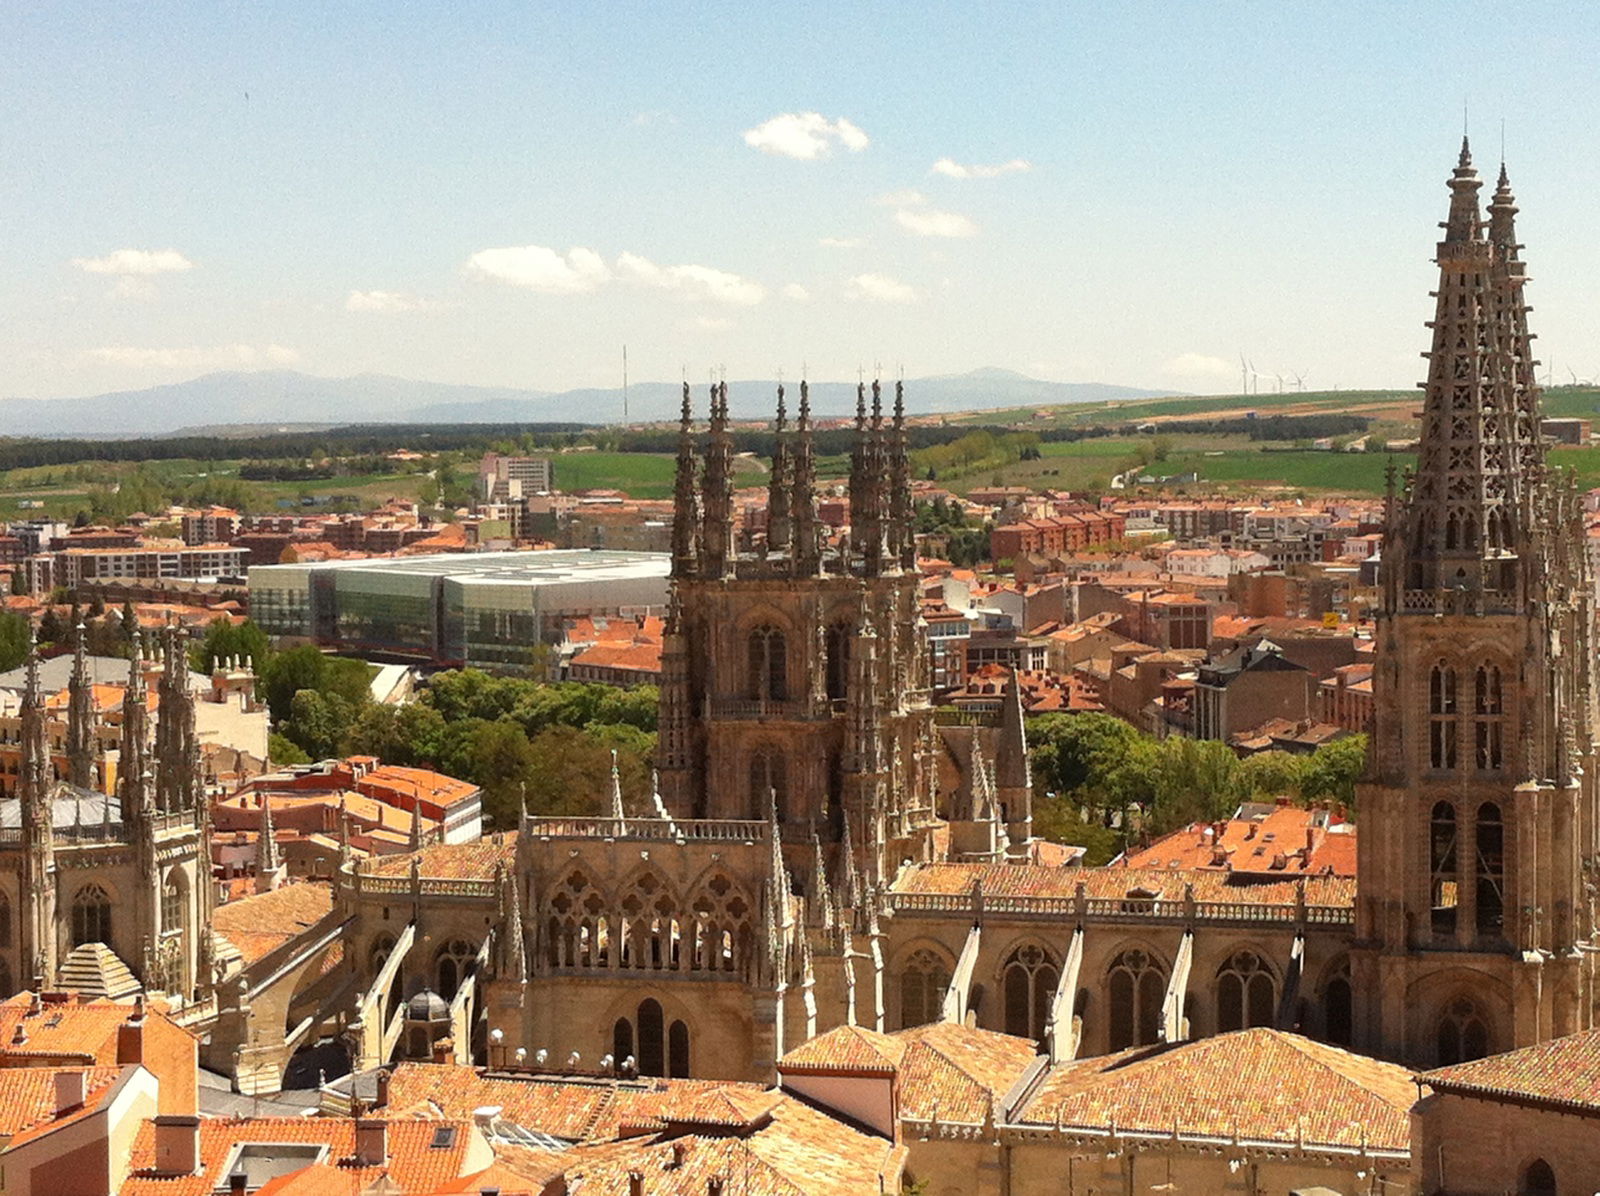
[
  {"x1": 1430, "y1": 664, "x2": 1458, "y2": 770},
  {"x1": 825, "y1": 622, "x2": 853, "y2": 701},
  {"x1": 161, "y1": 870, "x2": 186, "y2": 936},
  {"x1": 1216, "y1": 950, "x2": 1276, "y2": 1032},
  {"x1": 669, "y1": 1019, "x2": 690, "y2": 1078},
  {"x1": 1321, "y1": 960, "x2": 1352, "y2": 1046},
  {"x1": 370, "y1": 933, "x2": 396, "y2": 981},
  {"x1": 637, "y1": 998, "x2": 665, "y2": 1076},
  {"x1": 747, "y1": 625, "x2": 787, "y2": 701},
  {"x1": 613, "y1": 1018, "x2": 635, "y2": 1072},
  {"x1": 1475, "y1": 665, "x2": 1504, "y2": 772},
  {"x1": 1431, "y1": 801, "x2": 1459, "y2": 936},
  {"x1": 0, "y1": 892, "x2": 11, "y2": 949},
  {"x1": 748, "y1": 749, "x2": 788, "y2": 822},
  {"x1": 900, "y1": 948, "x2": 952, "y2": 1030},
  {"x1": 1107, "y1": 949, "x2": 1166, "y2": 1051},
  {"x1": 436, "y1": 939, "x2": 476, "y2": 1001},
  {"x1": 1002, "y1": 945, "x2": 1058, "y2": 1043},
  {"x1": 1520, "y1": 1159, "x2": 1557, "y2": 1195},
  {"x1": 1436, "y1": 995, "x2": 1489, "y2": 1065},
  {"x1": 71, "y1": 884, "x2": 111, "y2": 947},
  {"x1": 1476, "y1": 802, "x2": 1505, "y2": 936}
]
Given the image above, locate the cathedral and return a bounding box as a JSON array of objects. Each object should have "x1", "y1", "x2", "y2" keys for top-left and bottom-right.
[
  {"x1": 0, "y1": 626, "x2": 216, "y2": 1004},
  {"x1": 323, "y1": 141, "x2": 1599, "y2": 1101}
]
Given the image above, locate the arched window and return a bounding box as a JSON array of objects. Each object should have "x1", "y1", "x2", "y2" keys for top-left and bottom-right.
[
  {"x1": 71, "y1": 884, "x2": 111, "y2": 947},
  {"x1": 900, "y1": 948, "x2": 951, "y2": 1029},
  {"x1": 1107, "y1": 949, "x2": 1166, "y2": 1051},
  {"x1": 370, "y1": 934, "x2": 396, "y2": 981},
  {"x1": 1475, "y1": 665, "x2": 1504, "y2": 771},
  {"x1": 1322, "y1": 961, "x2": 1353, "y2": 1046},
  {"x1": 1216, "y1": 950, "x2": 1276, "y2": 1032},
  {"x1": 613, "y1": 1018, "x2": 634, "y2": 1071},
  {"x1": 748, "y1": 749, "x2": 788, "y2": 822},
  {"x1": 1430, "y1": 801, "x2": 1459, "y2": 936},
  {"x1": 1520, "y1": 1159, "x2": 1557, "y2": 1195},
  {"x1": 1002, "y1": 945, "x2": 1058, "y2": 1043},
  {"x1": 637, "y1": 999, "x2": 665, "y2": 1076},
  {"x1": 1476, "y1": 802, "x2": 1505, "y2": 935},
  {"x1": 1430, "y1": 664, "x2": 1458, "y2": 770},
  {"x1": 747, "y1": 625, "x2": 787, "y2": 701},
  {"x1": 669, "y1": 1019, "x2": 690, "y2": 1078},
  {"x1": 161, "y1": 870, "x2": 185, "y2": 935},
  {"x1": 435, "y1": 939, "x2": 476, "y2": 1002},
  {"x1": 1436, "y1": 996, "x2": 1489, "y2": 1065},
  {"x1": 825, "y1": 622, "x2": 853, "y2": 701}
]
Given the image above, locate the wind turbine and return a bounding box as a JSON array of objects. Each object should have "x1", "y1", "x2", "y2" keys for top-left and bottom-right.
[{"x1": 1292, "y1": 369, "x2": 1307, "y2": 393}]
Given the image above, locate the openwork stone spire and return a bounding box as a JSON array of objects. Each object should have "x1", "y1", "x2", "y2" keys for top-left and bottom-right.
[
  {"x1": 67, "y1": 623, "x2": 95, "y2": 790},
  {"x1": 670, "y1": 382, "x2": 700, "y2": 579},
  {"x1": 699, "y1": 382, "x2": 735, "y2": 579},
  {"x1": 766, "y1": 385, "x2": 792, "y2": 555},
  {"x1": 1393, "y1": 137, "x2": 1534, "y2": 602},
  {"x1": 790, "y1": 381, "x2": 820, "y2": 576}
]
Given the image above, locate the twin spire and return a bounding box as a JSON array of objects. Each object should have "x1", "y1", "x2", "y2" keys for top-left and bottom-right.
[{"x1": 668, "y1": 378, "x2": 914, "y2": 581}]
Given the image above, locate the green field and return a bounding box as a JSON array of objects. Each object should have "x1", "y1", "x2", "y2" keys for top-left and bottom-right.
[{"x1": 550, "y1": 450, "x2": 768, "y2": 499}]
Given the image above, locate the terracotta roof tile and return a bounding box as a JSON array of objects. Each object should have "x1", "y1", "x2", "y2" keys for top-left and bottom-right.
[
  {"x1": 778, "y1": 1025, "x2": 904, "y2": 1074},
  {"x1": 890, "y1": 861, "x2": 1355, "y2": 908},
  {"x1": 891, "y1": 1022, "x2": 1038, "y2": 1123},
  {"x1": 368, "y1": 835, "x2": 517, "y2": 881},
  {"x1": 212, "y1": 882, "x2": 335, "y2": 966},
  {"x1": 1014, "y1": 1029, "x2": 1413, "y2": 1151},
  {"x1": 0, "y1": 1065, "x2": 123, "y2": 1145},
  {"x1": 1422, "y1": 1027, "x2": 1600, "y2": 1112}
]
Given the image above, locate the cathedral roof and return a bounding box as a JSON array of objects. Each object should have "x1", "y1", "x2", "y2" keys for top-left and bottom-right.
[
  {"x1": 1420, "y1": 1027, "x2": 1600, "y2": 1114},
  {"x1": 366, "y1": 833, "x2": 518, "y2": 881},
  {"x1": 0, "y1": 785, "x2": 119, "y2": 831},
  {"x1": 890, "y1": 1022, "x2": 1040, "y2": 1123},
  {"x1": 384, "y1": 1063, "x2": 766, "y2": 1144},
  {"x1": 778, "y1": 1024, "x2": 904, "y2": 1074},
  {"x1": 1012, "y1": 1028, "x2": 1414, "y2": 1152},
  {"x1": 890, "y1": 861, "x2": 1356, "y2": 908},
  {"x1": 212, "y1": 882, "x2": 335, "y2": 967}
]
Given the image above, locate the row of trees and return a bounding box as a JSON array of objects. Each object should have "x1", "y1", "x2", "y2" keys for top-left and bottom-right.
[{"x1": 1027, "y1": 713, "x2": 1366, "y2": 864}]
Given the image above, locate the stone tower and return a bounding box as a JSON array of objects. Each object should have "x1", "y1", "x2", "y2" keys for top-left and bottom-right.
[
  {"x1": 655, "y1": 380, "x2": 943, "y2": 892},
  {"x1": 1354, "y1": 140, "x2": 1599, "y2": 1066}
]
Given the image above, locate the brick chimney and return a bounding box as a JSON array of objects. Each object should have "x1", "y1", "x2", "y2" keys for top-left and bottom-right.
[
  {"x1": 374, "y1": 1067, "x2": 391, "y2": 1109},
  {"x1": 628, "y1": 1172, "x2": 644, "y2": 1196},
  {"x1": 117, "y1": 996, "x2": 148, "y2": 1067},
  {"x1": 354, "y1": 1117, "x2": 388, "y2": 1167},
  {"x1": 153, "y1": 1114, "x2": 201, "y2": 1176},
  {"x1": 54, "y1": 1068, "x2": 86, "y2": 1114}
]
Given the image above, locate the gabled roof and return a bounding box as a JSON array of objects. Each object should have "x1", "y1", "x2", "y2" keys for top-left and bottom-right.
[
  {"x1": 212, "y1": 882, "x2": 335, "y2": 967},
  {"x1": 1421, "y1": 1027, "x2": 1600, "y2": 1113},
  {"x1": 1013, "y1": 1029, "x2": 1414, "y2": 1151},
  {"x1": 890, "y1": 1022, "x2": 1039, "y2": 1122},
  {"x1": 0, "y1": 1065, "x2": 124, "y2": 1146},
  {"x1": 778, "y1": 1024, "x2": 904, "y2": 1075}
]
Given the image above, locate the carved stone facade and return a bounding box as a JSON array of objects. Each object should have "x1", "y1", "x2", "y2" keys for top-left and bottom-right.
[
  {"x1": 329, "y1": 145, "x2": 1594, "y2": 1093},
  {"x1": 0, "y1": 627, "x2": 213, "y2": 1003},
  {"x1": 1353, "y1": 140, "x2": 1599, "y2": 1066}
]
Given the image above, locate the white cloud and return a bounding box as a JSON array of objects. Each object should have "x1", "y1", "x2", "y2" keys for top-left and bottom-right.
[
  {"x1": 72, "y1": 248, "x2": 194, "y2": 276},
  {"x1": 895, "y1": 207, "x2": 978, "y2": 238},
  {"x1": 930, "y1": 156, "x2": 1032, "y2": 179},
  {"x1": 465, "y1": 245, "x2": 610, "y2": 293},
  {"x1": 743, "y1": 112, "x2": 869, "y2": 160},
  {"x1": 616, "y1": 252, "x2": 765, "y2": 306},
  {"x1": 88, "y1": 343, "x2": 299, "y2": 370},
  {"x1": 781, "y1": 283, "x2": 811, "y2": 302},
  {"x1": 845, "y1": 273, "x2": 918, "y2": 304},
  {"x1": 1162, "y1": 352, "x2": 1236, "y2": 381},
  {"x1": 345, "y1": 289, "x2": 434, "y2": 313},
  {"x1": 873, "y1": 189, "x2": 927, "y2": 208},
  {"x1": 818, "y1": 236, "x2": 866, "y2": 249}
]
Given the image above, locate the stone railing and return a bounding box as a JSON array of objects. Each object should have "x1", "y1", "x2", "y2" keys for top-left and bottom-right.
[
  {"x1": 889, "y1": 889, "x2": 1353, "y2": 928},
  {"x1": 526, "y1": 817, "x2": 767, "y2": 844},
  {"x1": 707, "y1": 697, "x2": 826, "y2": 722},
  {"x1": 352, "y1": 873, "x2": 499, "y2": 899}
]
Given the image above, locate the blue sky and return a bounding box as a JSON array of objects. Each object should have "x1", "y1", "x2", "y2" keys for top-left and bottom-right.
[{"x1": 5, "y1": 2, "x2": 1600, "y2": 403}]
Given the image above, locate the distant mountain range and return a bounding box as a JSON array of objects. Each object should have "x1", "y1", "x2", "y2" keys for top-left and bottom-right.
[{"x1": 0, "y1": 368, "x2": 1185, "y2": 438}]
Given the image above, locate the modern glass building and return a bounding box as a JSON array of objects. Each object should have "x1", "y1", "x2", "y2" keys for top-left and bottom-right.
[{"x1": 250, "y1": 549, "x2": 669, "y2": 674}]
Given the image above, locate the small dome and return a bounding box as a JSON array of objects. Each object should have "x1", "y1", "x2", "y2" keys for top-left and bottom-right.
[{"x1": 407, "y1": 989, "x2": 449, "y2": 1022}]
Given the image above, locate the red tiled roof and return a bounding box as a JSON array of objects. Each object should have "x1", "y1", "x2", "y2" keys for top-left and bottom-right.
[{"x1": 1422, "y1": 1027, "x2": 1600, "y2": 1112}]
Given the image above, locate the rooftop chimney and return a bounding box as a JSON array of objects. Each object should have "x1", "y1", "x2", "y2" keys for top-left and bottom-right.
[
  {"x1": 374, "y1": 1067, "x2": 391, "y2": 1109},
  {"x1": 229, "y1": 1172, "x2": 248, "y2": 1196},
  {"x1": 707, "y1": 1179, "x2": 725, "y2": 1196},
  {"x1": 153, "y1": 1114, "x2": 201, "y2": 1176},
  {"x1": 54, "y1": 1068, "x2": 86, "y2": 1114},
  {"x1": 628, "y1": 1172, "x2": 644, "y2": 1196},
  {"x1": 117, "y1": 999, "x2": 148, "y2": 1067},
  {"x1": 354, "y1": 1117, "x2": 388, "y2": 1167}
]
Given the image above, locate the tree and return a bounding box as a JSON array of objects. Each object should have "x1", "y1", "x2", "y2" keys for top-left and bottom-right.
[
  {"x1": 37, "y1": 607, "x2": 64, "y2": 646},
  {"x1": 468, "y1": 720, "x2": 540, "y2": 826},
  {"x1": 1238, "y1": 751, "x2": 1309, "y2": 801},
  {"x1": 280, "y1": 689, "x2": 358, "y2": 760},
  {"x1": 1029, "y1": 713, "x2": 1147, "y2": 796},
  {"x1": 189, "y1": 617, "x2": 271, "y2": 674},
  {"x1": 268, "y1": 732, "x2": 311, "y2": 766},
  {"x1": 0, "y1": 611, "x2": 30, "y2": 673},
  {"x1": 1301, "y1": 735, "x2": 1367, "y2": 809}
]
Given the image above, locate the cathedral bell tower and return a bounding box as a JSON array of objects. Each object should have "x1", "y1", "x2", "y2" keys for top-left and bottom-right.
[
  {"x1": 1354, "y1": 141, "x2": 1600, "y2": 1066},
  {"x1": 654, "y1": 379, "x2": 941, "y2": 891}
]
